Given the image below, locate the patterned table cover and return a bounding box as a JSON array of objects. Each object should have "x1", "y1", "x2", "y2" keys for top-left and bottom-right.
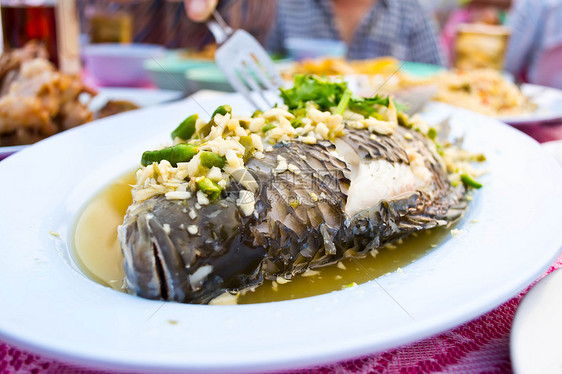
[{"x1": 1, "y1": 121, "x2": 561, "y2": 374}]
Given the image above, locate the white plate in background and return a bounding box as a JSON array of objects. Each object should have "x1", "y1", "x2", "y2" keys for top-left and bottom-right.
[
  {"x1": 499, "y1": 84, "x2": 562, "y2": 125},
  {"x1": 511, "y1": 269, "x2": 562, "y2": 374},
  {"x1": 87, "y1": 87, "x2": 182, "y2": 113},
  {"x1": 0, "y1": 97, "x2": 561, "y2": 373}
]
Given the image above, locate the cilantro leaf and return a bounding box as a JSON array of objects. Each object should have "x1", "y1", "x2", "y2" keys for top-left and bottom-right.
[
  {"x1": 347, "y1": 95, "x2": 390, "y2": 117},
  {"x1": 280, "y1": 75, "x2": 347, "y2": 111},
  {"x1": 279, "y1": 74, "x2": 394, "y2": 120}
]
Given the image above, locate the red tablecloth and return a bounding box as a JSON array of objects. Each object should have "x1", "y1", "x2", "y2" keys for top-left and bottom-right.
[{"x1": 1, "y1": 121, "x2": 561, "y2": 374}]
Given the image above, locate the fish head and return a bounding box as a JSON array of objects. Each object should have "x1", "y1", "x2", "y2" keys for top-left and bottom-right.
[{"x1": 119, "y1": 194, "x2": 265, "y2": 304}]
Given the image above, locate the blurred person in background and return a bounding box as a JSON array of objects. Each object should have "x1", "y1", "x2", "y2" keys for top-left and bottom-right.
[
  {"x1": 418, "y1": 0, "x2": 462, "y2": 28},
  {"x1": 185, "y1": 0, "x2": 445, "y2": 65},
  {"x1": 503, "y1": 0, "x2": 562, "y2": 88},
  {"x1": 79, "y1": 0, "x2": 274, "y2": 49}
]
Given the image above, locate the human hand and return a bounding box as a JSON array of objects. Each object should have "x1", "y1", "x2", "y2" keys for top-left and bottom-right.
[{"x1": 184, "y1": 0, "x2": 218, "y2": 22}]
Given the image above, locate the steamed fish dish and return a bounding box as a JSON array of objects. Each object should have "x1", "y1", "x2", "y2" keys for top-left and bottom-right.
[{"x1": 118, "y1": 76, "x2": 482, "y2": 304}]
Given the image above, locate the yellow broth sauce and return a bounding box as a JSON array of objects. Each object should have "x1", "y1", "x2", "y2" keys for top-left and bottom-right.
[{"x1": 73, "y1": 172, "x2": 449, "y2": 303}]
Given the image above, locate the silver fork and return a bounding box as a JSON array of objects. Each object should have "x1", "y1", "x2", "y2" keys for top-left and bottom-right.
[{"x1": 206, "y1": 10, "x2": 283, "y2": 110}]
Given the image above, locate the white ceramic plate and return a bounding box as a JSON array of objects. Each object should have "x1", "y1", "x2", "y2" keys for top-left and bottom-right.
[
  {"x1": 87, "y1": 87, "x2": 183, "y2": 112},
  {"x1": 542, "y1": 139, "x2": 562, "y2": 167},
  {"x1": 0, "y1": 88, "x2": 183, "y2": 159},
  {"x1": 510, "y1": 269, "x2": 562, "y2": 374},
  {"x1": 0, "y1": 96, "x2": 561, "y2": 373},
  {"x1": 498, "y1": 84, "x2": 562, "y2": 125}
]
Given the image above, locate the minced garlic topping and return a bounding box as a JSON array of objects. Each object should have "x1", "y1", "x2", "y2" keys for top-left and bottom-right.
[
  {"x1": 236, "y1": 190, "x2": 255, "y2": 216},
  {"x1": 132, "y1": 104, "x2": 350, "y2": 205},
  {"x1": 131, "y1": 98, "x2": 483, "y2": 213},
  {"x1": 343, "y1": 99, "x2": 398, "y2": 135}
]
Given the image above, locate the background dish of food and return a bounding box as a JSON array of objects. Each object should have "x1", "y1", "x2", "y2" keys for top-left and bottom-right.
[
  {"x1": 282, "y1": 57, "x2": 444, "y2": 79},
  {"x1": 0, "y1": 93, "x2": 560, "y2": 373},
  {"x1": 426, "y1": 69, "x2": 535, "y2": 119},
  {"x1": 0, "y1": 88, "x2": 183, "y2": 160},
  {"x1": 0, "y1": 41, "x2": 94, "y2": 149},
  {"x1": 496, "y1": 84, "x2": 562, "y2": 125},
  {"x1": 397, "y1": 71, "x2": 562, "y2": 125},
  {"x1": 281, "y1": 57, "x2": 562, "y2": 123}
]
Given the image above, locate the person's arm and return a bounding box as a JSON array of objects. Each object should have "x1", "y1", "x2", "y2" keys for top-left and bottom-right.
[
  {"x1": 503, "y1": 0, "x2": 542, "y2": 77},
  {"x1": 408, "y1": 3, "x2": 446, "y2": 66},
  {"x1": 184, "y1": 0, "x2": 218, "y2": 22}
]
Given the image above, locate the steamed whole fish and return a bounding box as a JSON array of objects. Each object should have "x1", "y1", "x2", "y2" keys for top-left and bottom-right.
[{"x1": 118, "y1": 76, "x2": 480, "y2": 304}]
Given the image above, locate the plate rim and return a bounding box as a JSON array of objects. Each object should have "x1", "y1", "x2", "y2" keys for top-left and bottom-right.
[{"x1": 510, "y1": 268, "x2": 562, "y2": 374}]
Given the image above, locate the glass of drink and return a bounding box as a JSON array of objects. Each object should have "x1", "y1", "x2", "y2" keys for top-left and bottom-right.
[
  {"x1": 1, "y1": 0, "x2": 59, "y2": 65},
  {"x1": 1, "y1": 0, "x2": 80, "y2": 73}
]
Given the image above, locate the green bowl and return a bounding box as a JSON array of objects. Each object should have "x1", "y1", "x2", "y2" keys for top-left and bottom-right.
[
  {"x1": 185, "y1": 65, "x2": 234, "y2": 92},
  {"x1": 401, "y1": 62, "x2": 445, "y2": 78},
  {"x1": 183, "y1": 61, "x2": 444, "y2": 94},
  {"x1": 144, "y1": 53, "x2": 215, "y2": 93},
  {"x1": 186, "y1": 58, "x2": 293, "y2": 93},
  {"x1": 183, "y1": 61, "x2": 444, "y2": 93}
]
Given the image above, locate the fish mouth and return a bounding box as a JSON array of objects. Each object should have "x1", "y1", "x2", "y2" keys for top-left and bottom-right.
[
  {"x1": 152, "y1": 242, "x2": 168, "y2": 300},
  {"x1": 120, "y1": 209, "x2": 188, "y2": 302}
]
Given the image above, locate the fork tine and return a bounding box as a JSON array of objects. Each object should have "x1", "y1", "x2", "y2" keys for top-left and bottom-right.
[
  {"x1": 246, "y1": 43, "x2": 284, "y2": 88},
  {"x1": 226, "y1": 67, "x2": 262, "y2": 110},
  {"x1": 237, "y1": 60, "x2": 274, "y2": 109},
  {"x1": 213, "y1": 29, "x2": 283, "y2": 110},
  {"x1": 242, "y1": 55, "x2": 278, "y2": 93}
]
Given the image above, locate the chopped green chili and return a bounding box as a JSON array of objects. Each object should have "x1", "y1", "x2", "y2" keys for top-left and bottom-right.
[
  {"x1": 238, "y1": 136, "x2": 255, "y2": 162},
  {"x1": 171, "y1": 114, "x2": 198, "y2": 141},
  {"x1": 141, "y1": 144, "x2": 198, "y2": 167},
  {"x1": 200, "y1": 151, "x2": 226, "y2": 169},
  {"x1": 290, "y1": 118, "x2": 304, "y2": 128},
  {"x1": 196, "y1": 105, "x2": 233, "y2": 138},
  {"x1": 427, "y1": 128, "x2": 438, "y2": 140},
  {"x1": 290, "y1": 108, "x2": 307, "y2": 128},
  {"x1": 197, "y1": 177, "x2": 222, "y2": 200},
  {"x1": 397, "y1": 112, "x2": 411, "y2": 127},
  {"x1": 210, "y1": 105, "x2": 232, "y2": 122},
  {"x1": 460, "y1": 173, "x2": 482, "y2": 189}
]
